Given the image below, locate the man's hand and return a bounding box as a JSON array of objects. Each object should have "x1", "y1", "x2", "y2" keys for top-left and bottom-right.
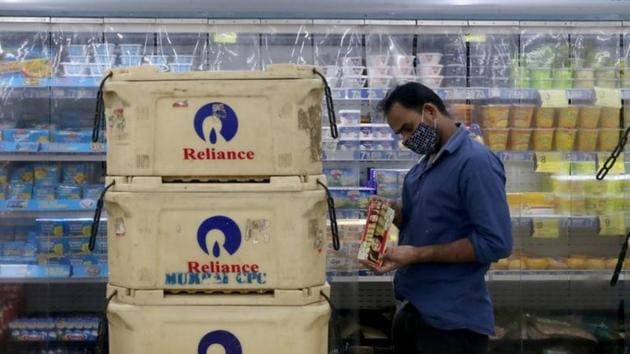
[
  {"x1": 369, "y1": 196, "x2": 403, "y2": 229},
  {"x1": 361, "y1": 246, "x2": 429, "y2": 274}
]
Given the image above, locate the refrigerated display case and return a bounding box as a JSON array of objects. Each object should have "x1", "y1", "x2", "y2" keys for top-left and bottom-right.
[{"x1": 0, "y1": 13, "x2": 628, "y2": 354}]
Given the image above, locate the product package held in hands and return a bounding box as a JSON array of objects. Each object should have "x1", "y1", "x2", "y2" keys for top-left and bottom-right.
[{"x1": 357, "y1": 199, "x2": 395, "y2": 265}]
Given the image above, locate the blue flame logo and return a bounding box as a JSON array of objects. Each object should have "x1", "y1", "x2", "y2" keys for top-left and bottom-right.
[
  {"x1": 197, "y1": 216, "x2": 241, "y2": 258},
  {"x1": 193, "y1": 102, "x2": 238, "y2": 144},
  {"x1": 198, "y1": 330, "x2": 242, "y2": 354}
]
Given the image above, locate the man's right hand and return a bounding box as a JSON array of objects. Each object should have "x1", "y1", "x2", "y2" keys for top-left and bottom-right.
[{"x1": 369, "y1": 196, "x2": 403, "y2": 229}]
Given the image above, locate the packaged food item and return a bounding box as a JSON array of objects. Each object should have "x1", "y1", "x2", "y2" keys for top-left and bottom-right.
[
  {"x1": 33, "y1": 163, "x2": 59, "y2": 184},
  {"x1": 449, "y1": 104, "x2": 474, "y2": 125},
  {"x1": 533, "y1": 107, "x2": 555, "y2": 128},
  {"x1": 554, "y1": 129, "x2": 576, "y2": 151},
  {"x1": 598, "y1": 129, "x2": 621, "y2": 151},
  {"x1": 509, "y1": 105, "x2": 535, "y2": 128},
  {"x1": 56, "y1": 184, "x2": 82, "y2": 200},
  {"x1": 0, "y1": 184, "x2": 5, "y2": 200},
  {"x1": 33, "y1": 184, "x2": 56, "y2": 201},
  {"x1": 82, "y1": 184, "x2": 103, "y2": 200},
  {"x1": 508, "y1": 129, "x2": 531, "y2": 151},
  {"x1": 556, "y1": 107, "x2": 579, "y2": 129},
  {"x1": 546, "y1": 257, "x2": 568, "y2": 269},
  {"x1": 2, "y1": 129, "x2": 49, "y2": 143},
  {"x1": 599, "y1": 107, "x2": 621, "y2": 128},
  {"x1": 575, "y1": 129, "x2": 598, "y2": 151},
  {"x1": 525, "y1": 257, "x2": 549, "y2": 270},
  {"x1": 329, "y1": 187, "x2": 375, "y2": 209},
  {"x1": 339, "y1": 109, "x2": 361, "y2": 125},
  {"x1": 577, "y1": 106, "x2": 601, "y2": 129},
  {"x1": 376, "y1": 184, "x2": 401, "y2": 199},
  {"x1": 484, "y1": 129, "x2": 509, "y2": 151},
  {"x1": 555, "y1": 194, "x2": 586, "y2": 216},
  {"x1": 64, "y1": 219, "x2": 93, "y2": 237},
  {"x1": 478, "y1": 105, "x2": 510, "y2": 128},
  {"x1": 357, "y1": 199, "x2": 395, "y2": 265},
  {"x1": 51, "y1": 130, "x2": 91, "y2": 143},
  {"x1": 62, "y1": 163, "x2": 88, "y2": 185},
  {"x1": 0, "y1": 164, "x2": 8, "y2": 185},
  {"x1": 37, "y1": 219, "x2": 65, "y2": 237},
  {"x1": 338, "y1": 126, "x2": 360, "y2": 140},
  {"x1": 323, "y1": 168, "x2": 358, "y2": 187},
  {"x1": 10, "y1": 165, "x2": 34, "y2": 183},
  {"x1": 532, "y1": 129, "x2": 556, "y2": 151},
  {"x1": 7, "y1": 182, "x2": 32, "y2": 201}
]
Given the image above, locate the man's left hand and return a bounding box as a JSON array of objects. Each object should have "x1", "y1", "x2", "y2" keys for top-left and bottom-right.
[{"x1": 361, "y1": 246, "x2": 429, "y2": 274}]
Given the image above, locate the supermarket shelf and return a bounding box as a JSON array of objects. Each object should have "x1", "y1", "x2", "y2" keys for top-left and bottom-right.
[
  {"x1": 0, "y1": 199, "x2": 97, "y2": 218},
  {"x1": 0, "y1": 142, "x2": 106, "y2": 161},
  {"x1": 330, "y1": 270, "x2": 627, "y2": 284},
  {"x1": 323, "y1": 150, "x2": 416, "y2": 161},
  {"x1": 332, "y1": 88, "x2": 599, "y2": 102},
  {"x1": 2, "y1": 76, "x2": 101, "y2": 89},
  {"x1": 496, "y1": 151, "x2": 601, "y2": 163},
  {"x1": 0, "y1": 276, "x2": 107, "y2": 284}
]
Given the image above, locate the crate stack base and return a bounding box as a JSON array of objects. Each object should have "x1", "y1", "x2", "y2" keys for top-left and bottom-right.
[{"x1": 102, "y1": 64, "x2": 332, "y2": 353}]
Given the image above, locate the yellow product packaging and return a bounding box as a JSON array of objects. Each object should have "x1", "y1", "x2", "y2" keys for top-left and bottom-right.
[{"x1": 357, "y1": 199, "x2": 395, "y2": 266}]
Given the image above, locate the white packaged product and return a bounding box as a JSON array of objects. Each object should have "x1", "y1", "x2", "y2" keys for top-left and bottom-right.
[
  {"x1": 107, "y1": 284, "x2": 330, "y2": 354},
  {"x1": 103, "y1": 64, "x2": 327, "y2": 178},
  {"x1": 105, "y1": 176, "x2": 329, "y2": 291}
]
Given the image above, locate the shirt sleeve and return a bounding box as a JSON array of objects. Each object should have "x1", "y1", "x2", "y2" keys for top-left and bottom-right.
[{"x1": 460, "y1": 151, "x2": 513, "y2": 263}]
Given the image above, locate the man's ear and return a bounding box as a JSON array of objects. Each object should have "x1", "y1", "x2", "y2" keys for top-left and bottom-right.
[{"x1": 423, "y1": 103, "x2": 439, "y2": 119}]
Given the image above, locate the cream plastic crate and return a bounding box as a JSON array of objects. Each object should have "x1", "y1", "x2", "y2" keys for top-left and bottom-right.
[
  {"x1": 107, "y1": 285, "x2": 330, "y2": 354},
  {"x1": 103, "y1": 64, "x2": 326, "y2": 178},
  {"x1": 105, "y1": 175, "x2": 328, "y2": 291}
]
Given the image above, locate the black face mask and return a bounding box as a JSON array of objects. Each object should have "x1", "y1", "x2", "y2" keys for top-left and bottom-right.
[{"x1": 402, "y1": 108, "x2": 439, "y2": 155}]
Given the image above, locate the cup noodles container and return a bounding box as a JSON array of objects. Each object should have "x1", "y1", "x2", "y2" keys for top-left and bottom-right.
[
  {"x1": 104, "y1": 176, "x2": 328, "y2": 291},
  {"x1": 418, "y1": 76, "x2": 443, "y2": 88},
  {"x1": 104, "y1": 65, "x2": 325, "y2": 178},
  {"x1": 599, "y1": 129, "x2": 622, "y2": 151},
  {"x1": 357, "y1": 199, "x2": 395, "y2": 266},
  {"x1": 509, "y1": 129, "x2": 532, "y2": 151},
  {"x1": 555, "y1": 129, "x2": 577, "y2": 151},
  {"x1": 338, "y1": 110, "x2": 361, "y2": 125},
  {"x1": 366, "y1": 55, "x2": 390, "y2": 67},
  {"x1": 578, "y1": 106, "x2": 601, "y2": 129},
  {"x1": 483, "y1": 129, "x2": 509, "y2": 151},
  {"x1": 599, "y1": 107, "x2": 621, "y2": 128},
  {"x1": 532, "y1": 129, "x2": 555, "y2": 151},
  {"x1": 449, "y1": 104, "x2": 474, "y2": 125},
  {"x1": 509, "y1": 105, "x2": 535, "y2": 128},
  {"x1": 533, "y1": 107, "x2": 556, "y2": 128},
  {"x1": 107, "y1": 285, "x2": 330, "y2": 354},
  {"x1": 343, "y1": 56, "x2": 363, "y2": 67},
  {"x1": 416, "y1": 52, "x2": 443, "y2": 65},
  {"x1": 393, "y1": 55, "x2": 415, "y2": 67},
  {"x1": 557, "y1": 107, "x2": 579, "y2": 129},
  {"x1": 575, "y1": 129, "x2": 598, "y2": 152},
  {"x1": 367, "y1": 66, "x2": 391, "y2": 76},
  {"x1": 478, "y1": 105, "x2": 510, "y2": 129},
  {"x1": 342, "y1": 66, "x2": 366, "y2": 76},
  {"x1": 418, "y1": 65, "x2": 443, "y2": 76}
]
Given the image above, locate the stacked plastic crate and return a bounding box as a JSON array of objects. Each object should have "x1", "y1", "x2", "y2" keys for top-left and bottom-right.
[{"x1": 94, "y1": 64, "x2": 336, "y2": 353}]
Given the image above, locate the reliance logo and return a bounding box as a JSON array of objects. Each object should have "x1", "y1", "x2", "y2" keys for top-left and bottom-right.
[
  {"x1": 198, "y1": 330, "x2": 242, "y2": 354},
  {"x1": 184, "y1": 102, "x2": 255, "y2": 161}
]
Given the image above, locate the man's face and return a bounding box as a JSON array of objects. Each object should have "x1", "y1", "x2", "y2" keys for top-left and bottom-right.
[{"x1": 386, "y1": 102, "x2": 429, "y2": 143}]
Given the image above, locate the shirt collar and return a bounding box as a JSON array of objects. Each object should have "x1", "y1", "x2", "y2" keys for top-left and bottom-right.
[{"x1": 441, "y1": 123, "x2": 468, "y2": 155}]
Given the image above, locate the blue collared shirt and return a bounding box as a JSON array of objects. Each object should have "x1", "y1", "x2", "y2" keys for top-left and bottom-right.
[{"x1": 394, "y1": 125, "x2": 512, "y2": 336}]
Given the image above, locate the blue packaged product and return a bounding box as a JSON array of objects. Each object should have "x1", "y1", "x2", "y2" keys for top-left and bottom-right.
[
  {"x1": 37, "y1": 219, "x2": 65, "y2": 237},
  {"x1": 329, "y1": 187, "x2": 375, "y2": 209},
  {"x1": 377, "y1": 184, "x2": 401, "y2": 199},
  {"x1": 66, "y1": 237, "x2": 91, "y2": 253},
  {"x1": 10, "y1": 165, "x2": 34, "y2": 183},
  {"x1": 82, "y1": 184, "x2": 103, "y2": 200},
  {"x1": 323, "y1": 167, "x2": 358, "y2": 187},
  {"x1": 33, "y1": 184, "x2": 56, "y2": 201},
  {"x1": 370, "y1": 169, "x2": 399, "y2": 185},
  {"x1": 64, "y1": 219, "x2": 93, "y2": 237},
  {"x1": 62, "y1": 163, "x2": 89, "y2": 185},
  {"x1": 56, "y1": 184, "x2": 82, "y2": 199},
  {"x1": 337, "y1": 140, "x2": 360, "y2": 151},
  {"x1": 2, "y1": 128, "x2": 49, "y2": 143},
  {"x1": 0, "y1": 164, "x2": 7, "y2": 185},
  {"x1": 339, "y1": 126, "x2": 360, "y2": 140},
  {"x1": 38, "y1": 238, "x2": 69, "y2": 256},
  {"x1": 33, "y1": 163, "x2": 59, "y2": 184},
  {"x1": 51, "y1": 130, "x2": 92, "y2": 143},
  {"x1": 8, "y1": 182, "x2": 33, "y2": 200},
  {"x1": 0, "y1": 184, "x2": 5, "y2": 200}
]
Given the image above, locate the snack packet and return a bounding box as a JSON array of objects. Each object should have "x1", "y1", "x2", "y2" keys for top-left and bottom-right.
[{"x1": 357, "y1": 199, "x2": 395, "y2": 265}]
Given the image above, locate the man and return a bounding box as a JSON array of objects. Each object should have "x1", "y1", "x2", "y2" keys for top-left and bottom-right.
[{"x1": 364, "y1": 82, "x2": 512, "y2": 354}]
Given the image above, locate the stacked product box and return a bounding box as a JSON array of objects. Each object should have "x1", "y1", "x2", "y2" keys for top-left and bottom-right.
[
  {"x1": 101, "y1": 64, "x2": 334, "y2": 353},
  {"x1": 368, "y1": 168, "x2": 410, "y2": 201}
]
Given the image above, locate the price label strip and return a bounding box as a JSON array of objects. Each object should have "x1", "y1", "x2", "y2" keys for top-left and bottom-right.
[
  {"x1": 532, "y1": 217, "x2": 561, "y2": 239},
  {"x1": 599, "y1": 213, "x2": 626, "y2": 236},
  {"x1": 594, "y1": 87, "x2": 622, "y2": 108},
  {"x1": 539, "y1": 89, "x2": 569, "y2": 108},
  {"x1": 597, "y1": 152, "x2": 625, "y2": 175},
  {"x1": 535, "y1": 152, "x2": 570, "y2": 174}
]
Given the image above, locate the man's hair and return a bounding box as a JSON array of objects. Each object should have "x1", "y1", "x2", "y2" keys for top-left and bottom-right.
[{"x1": 377, "y1": 82, "x2": 449, "y2": 116}]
